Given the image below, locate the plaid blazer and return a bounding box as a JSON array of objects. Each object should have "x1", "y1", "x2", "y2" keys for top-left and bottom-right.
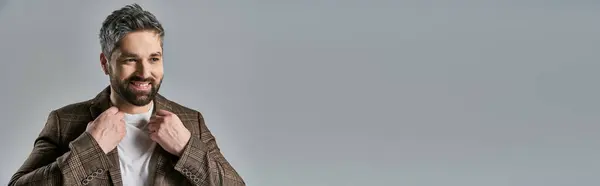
[{"x1": 9, "y1": 86, "x2": 245, "y2": 186}]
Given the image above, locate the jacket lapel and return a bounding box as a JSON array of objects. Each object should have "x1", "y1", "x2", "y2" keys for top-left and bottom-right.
[
  {"x1": 89, "y1": 86, "x2": 112, "y2": 119},
  {"x1": 106, "y1": 149, "x2": 123, "y2": 186},
  {"x1": 89, "y1": 86, "x2": 122, "y2": 186},
  {"x1": 149, "y1": 94, "x2": 176, "y2": 185},
  {"x1": 88, "y1": 86, "x2": 175, "y2": 186}
]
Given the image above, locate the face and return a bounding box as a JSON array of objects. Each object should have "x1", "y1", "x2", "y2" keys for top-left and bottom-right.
[{"x1": 101, "y1": 30, "x2": 164, "y2": 106}]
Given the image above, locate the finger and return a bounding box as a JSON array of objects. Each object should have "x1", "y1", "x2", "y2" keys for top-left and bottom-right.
[
  {"x1": 149, "y1": 115, "x2": 164, "y2": 123},
  {"x1": 115, "y1": 111, "x2": 126, "y2": 118},
  {"x1": 119, "y1": 123, "x2": 127, "y2": 132},
  {"x1": 155, "y1": 109, "x2": 172, "y2": 116},
  {"x1": 104, "y1": 106, "x2": 119, "y2": 115},
  {"x1": 113, "y1": 114, "x2": 126, "y2": 124},
  {"x1": 118, "y1": 118, "x2": 126, "y2": 126},
  {"x1": 149, "y1": 132, "x2": 159, "y2": 142},
  {"x1": 148, "y1": 117, "x2": 157, "y2": 124},
  {"x1": 147, "y1": 122, "x2": 158, "y2": 132},
  {"x1": 149, "y1": 114, "x2": 160, "y2": 121},
  {"x1": 85, "y1": 121, "x2": 93, "y2": 130},
  {"x1": 148, "y1": 119, "x2": 165, "y2": 130}
]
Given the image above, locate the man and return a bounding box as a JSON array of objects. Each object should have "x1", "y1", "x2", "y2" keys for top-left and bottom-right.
[{"x1": 9, "y1": 4, "x2": 245, "y2": 186}]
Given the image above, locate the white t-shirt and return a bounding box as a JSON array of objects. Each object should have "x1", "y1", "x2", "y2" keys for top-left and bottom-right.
[{"x1": 117, "y1": 103, "x2": 156, "y2": 186}]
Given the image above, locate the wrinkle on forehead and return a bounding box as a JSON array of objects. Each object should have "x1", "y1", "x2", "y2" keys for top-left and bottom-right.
[{"x1": 110, "y1": 30, "x2": 163, "y2": 61}]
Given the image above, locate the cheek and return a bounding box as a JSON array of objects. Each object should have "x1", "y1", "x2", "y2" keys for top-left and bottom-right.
[
  {"x1": 110, "y1": 71, "x2": 133, "y2": 83},
  {"x1": 114, "y1": 67, "x2": 136, "y2": 80},
  {"x1": 152, "y1": 68, "x2": 164, "y2": 80}
]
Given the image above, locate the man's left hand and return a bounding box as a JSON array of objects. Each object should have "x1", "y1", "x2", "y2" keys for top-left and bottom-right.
[{"x1": 148, "y1": 109, "x2": 191, "y2": 157}]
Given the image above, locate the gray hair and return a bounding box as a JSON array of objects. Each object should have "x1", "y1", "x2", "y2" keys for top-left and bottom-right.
[{"x1": 99, "y1": 3, "x2": 164, "y2": 60}]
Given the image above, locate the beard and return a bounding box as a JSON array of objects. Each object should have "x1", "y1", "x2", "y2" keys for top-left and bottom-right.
[{"x1": 109, "y1": 73, "x2": 162, "y2": 106}]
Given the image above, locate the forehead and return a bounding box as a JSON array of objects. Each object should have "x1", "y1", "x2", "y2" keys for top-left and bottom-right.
[{"x1": 114, "y1": 30, "x2": 162, "y2": 57}]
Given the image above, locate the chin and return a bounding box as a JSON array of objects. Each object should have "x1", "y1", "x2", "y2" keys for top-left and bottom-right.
[{"x1": 133, "y1": 95, "x2": 152, "y2": 104}]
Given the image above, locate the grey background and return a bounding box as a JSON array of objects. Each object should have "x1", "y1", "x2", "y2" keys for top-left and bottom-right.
[{"x1": 0, "y1": 0, "x2": 599, "y2": 185}]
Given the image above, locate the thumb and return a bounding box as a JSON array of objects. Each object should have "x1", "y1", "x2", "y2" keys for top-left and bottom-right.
[
  {"x1": 85, "y1": 121, "x2": 93, "y2": 131},
  {"x1": 115, "y1": 110, "x2": 125, "y2": 119},
  {"x1": 104, "y1": 106, "x2": 119, "y2": 115}
]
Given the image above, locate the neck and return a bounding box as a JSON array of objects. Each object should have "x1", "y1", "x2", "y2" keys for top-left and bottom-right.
[{"x1": 109, "y1": 87, "x2": 153, "y2": 114}]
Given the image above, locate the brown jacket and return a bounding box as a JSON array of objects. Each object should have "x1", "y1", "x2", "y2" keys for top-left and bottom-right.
[{"x1": 9, "y1": 86, "x2": 245, "y2": 186}]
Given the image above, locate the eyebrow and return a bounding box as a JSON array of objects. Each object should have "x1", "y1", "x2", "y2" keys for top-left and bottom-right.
[
  {"x1": 119, "y1": 51, "x2": 162, "y2": 58},
  {"x1": 150, "y1": 52, "x2": 162, "y2": 57}
]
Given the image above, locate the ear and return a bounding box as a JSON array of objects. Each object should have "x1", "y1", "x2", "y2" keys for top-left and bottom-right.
[{"x1": 100, "y1": 53, "x2": 109, "y2": 75}]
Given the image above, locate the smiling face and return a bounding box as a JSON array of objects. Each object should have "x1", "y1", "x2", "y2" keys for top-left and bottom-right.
[{"x1": 101, "y1": 30, "x2": 164, "y2": 106}]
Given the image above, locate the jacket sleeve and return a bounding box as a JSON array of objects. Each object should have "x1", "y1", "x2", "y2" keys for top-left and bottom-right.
[
  {"x1": 9, "y1": 110, "x2": 114, "y2": 186},
  {"x1": 172, "y1": 111, "x2": 245, "y2": 186}
]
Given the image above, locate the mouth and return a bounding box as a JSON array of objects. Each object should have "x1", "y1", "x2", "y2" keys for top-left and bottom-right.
[{"x1": 129, "y1": 81, "x2": 152, "y2": 91}]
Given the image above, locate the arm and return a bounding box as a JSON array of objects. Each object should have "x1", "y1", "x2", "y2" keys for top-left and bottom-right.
[
  {"x1": 9, "y1": 110, "x2": 113, "y2": 186},
  {"x1": 172, "y1": 112, "x2": 245, "y2": 186}
]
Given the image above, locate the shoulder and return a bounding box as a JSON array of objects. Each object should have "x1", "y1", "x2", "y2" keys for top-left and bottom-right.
[
  {"x1": 52, "y1": 99, "x2": 95, "y2": 117},
  {"x1": 44, "y1": 99, "x2": 95, "y2": 143},
  {"x1": 157, "y1": 95, "x2": 204, "y2": 119}
]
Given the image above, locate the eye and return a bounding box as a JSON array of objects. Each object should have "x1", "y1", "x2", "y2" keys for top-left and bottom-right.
[
  {"x1": 124, "y1": 58, "x2": 137, "y2": 62},
  {"x1": 151, "y1": 58, "x2": 161, "y2": 62}
]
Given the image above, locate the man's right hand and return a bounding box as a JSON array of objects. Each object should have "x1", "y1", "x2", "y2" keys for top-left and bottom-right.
[{"x1": 85, "y1": 106, "x2": 126, "y2": 154}]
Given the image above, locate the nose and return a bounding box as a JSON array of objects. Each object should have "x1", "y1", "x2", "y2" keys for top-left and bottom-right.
[{"x1": 135, "y1": 60, "x2": 152, "y2": 79}]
